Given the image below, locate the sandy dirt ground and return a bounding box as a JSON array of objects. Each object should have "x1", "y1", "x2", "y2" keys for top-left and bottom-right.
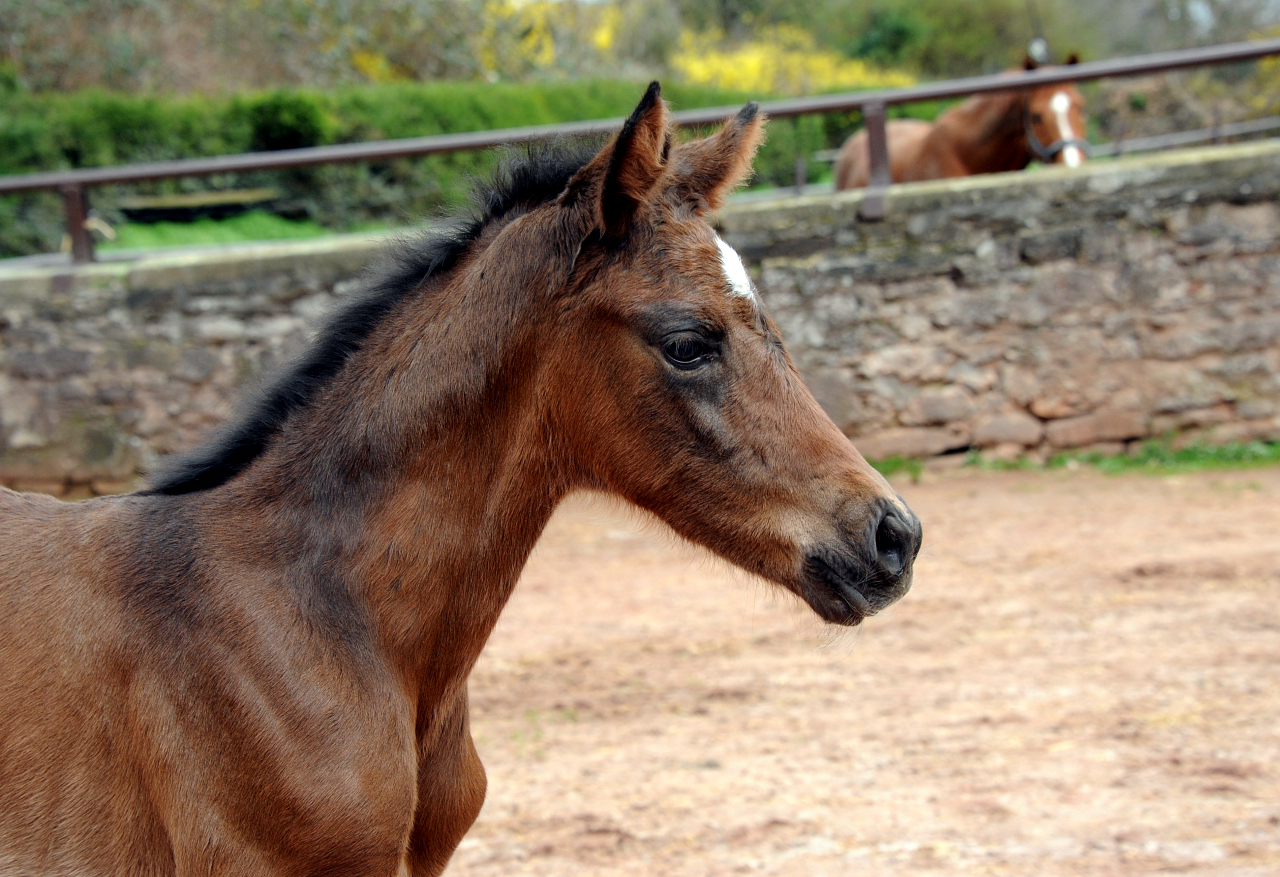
[{"x1": 446, "y1": 466, "x2": 1280, "y2": 876}]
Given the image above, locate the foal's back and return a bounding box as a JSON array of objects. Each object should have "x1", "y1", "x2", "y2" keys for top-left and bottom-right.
[{"x1": 0, "y1": 488, "x2": 170, "y2": 873}]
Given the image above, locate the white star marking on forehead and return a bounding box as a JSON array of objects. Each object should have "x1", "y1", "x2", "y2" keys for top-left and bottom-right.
[{"x1": 716, "y1": 235, "x2": 759, "y2": 303}]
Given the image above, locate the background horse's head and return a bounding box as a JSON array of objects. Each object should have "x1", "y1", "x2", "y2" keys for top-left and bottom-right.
[
  {"x1": 541, "y1": 84, "x2": 921, "y2": 625},
  {"x1": 1023, "y1": 54, "x2": 1089, "y2": 168}
]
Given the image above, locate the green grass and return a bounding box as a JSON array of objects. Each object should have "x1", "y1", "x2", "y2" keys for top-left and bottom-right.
[
  {"x1": 1048, "y1": 439, "x2": 1280, "y2": 475},
  {"x1": 99, "y1": 210, "x2": 349, "y2": 250},
  {"x1": 874, "y1": 439, "x2": 1280, "y2": 481},
  {"x1": 961, "y1": 447, "x2": 1039, "y2": 472},
  {"x1": 869, "y1": 455, "x2": 925, "y2": 482}
]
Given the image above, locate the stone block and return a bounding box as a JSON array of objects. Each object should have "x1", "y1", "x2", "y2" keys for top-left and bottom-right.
[
  {"x1": 172, "y1": 349, "x2": 221, "y2": 383},
  {"x1": 191, "y1": 316, "x2": 248, "y2": 342},
  {"x1": 8, "y1": 479, "x2": 66, "y2": 496},
  {"x1": 1077, "y1": 441, "x2": 1127, "y2": 457},
  {"x1": 1020, "y1": 230, "x2": 1081, "y2": 264},
  {"x1": 1218, "y1": 317, "x2": 1280, "y2": 353},
  {"x1": 981, "y1": 442, "x2": 1026, "y2": 463},
  {"x1": 1141, "y1": 330, "x2": 1221, "y2": 360},
  {"x1": 1206, "y1": 354, "x2": 1271, "y2": 380},
  {"x1": 7, "y1": 429, "x2": 48, "y2": 450},
  {"x1": 95, "y1": 384, "x2": 135, "y2": 405},
  {"x1": 945, "y1": 362, "x2": 997, "y2": 392},
  {"x1": 1203, "y1": 202, "x2": 1280, "y2": 245},
  {"x1": 1174, "y1": 403, "x2": 1234, "y2": 428},
  {"x1": 803, "y1": 368, "x2": 864, "y2": 433},
  {"x1": 1008, "y1": 295, "x2": 1052, "y2": 328},
  {"x1": 973, "y1": 412, "x2": 1044, "y2": 447},
  {"x1": 91, "y1": 478, "x2": 141, "y2": 496},
  {"x1": 928, "y1": 286, "x2": 1012, "y2": 330},
  {"x1": 1204, "y1": 418, "x2": 1280, "y2": 444},
  {"x1": 9, "y1": 349, "x2": 93, "y2": 380},
  {"x1": 1030, "y1": 392, "x2": 1091, "y2": 420},
  {"x1": 1153, "y1": 387, "x2": 1232, "y2": 414},
  {"x1": 1045, "y1": 410, "x2": 1149, "y2": 449},
  {"x1": 900, "y1": 387, "x2": 975, "y2": 426},
  {"x1": 1149, "y1": 413, "x2": 1179, "y2": 435},
  {"x1": 1000, "y1": 365, "x2": 1041, "y2": 407},
  {"x1": 851, "y1": 427, "x2": 970, "y2": 460},
  {"x1": 1237, "y1": 399, "x2": 1276, "y2": 420},
  {"x1": 858, "y1": 345, "x2": 952, "y2": 381}
]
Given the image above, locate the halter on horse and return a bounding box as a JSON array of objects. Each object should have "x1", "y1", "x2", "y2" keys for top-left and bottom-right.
[
  {"x1": 0, "y1": 84, "x2": 921, "y2": 877},
  {"x1": 1024, "y1": 60, "x2": 1090, "y2": 167}
]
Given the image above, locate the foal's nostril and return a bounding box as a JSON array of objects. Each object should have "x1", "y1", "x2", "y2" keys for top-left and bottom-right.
[{"x1": 875, "y1": 512, "x2": 913, "y2": 577}]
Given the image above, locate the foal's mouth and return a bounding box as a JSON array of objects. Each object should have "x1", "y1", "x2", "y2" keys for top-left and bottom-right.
[
  {"x1": 799, "y1": 506, "x2": 921, "y2": 626},
  {"x1": 801, "y1": 555, "x2": 911, "y2": 626}
]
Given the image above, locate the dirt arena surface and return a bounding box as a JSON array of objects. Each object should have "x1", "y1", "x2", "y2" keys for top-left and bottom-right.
[{"x1": 447, "y1": 466, "x2": 1280, "y2": 876}]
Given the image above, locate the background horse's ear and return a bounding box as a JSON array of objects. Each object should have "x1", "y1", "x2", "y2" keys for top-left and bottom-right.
[
  {"x1": 669, "y1": 102, "x2": 766, "y2": 214},
  {"x1": 1066, "y1": 52, "x2": 1080, "y2": 65},
  {"x1": 559, "y1": 81, "x2": 670, "y2": 239},
  {"x1": 1024, "y1": 55, "x2": 1040, "y2": 70}
]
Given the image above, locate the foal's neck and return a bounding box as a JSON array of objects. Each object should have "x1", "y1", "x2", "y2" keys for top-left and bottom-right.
[{"x1": 213, "y1": 223, "x2": 571, "y2": 716}]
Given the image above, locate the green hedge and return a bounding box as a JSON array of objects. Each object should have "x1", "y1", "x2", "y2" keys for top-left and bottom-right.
[{"x1": 0, "y1": 80, "x2": 865, "y2": 257}]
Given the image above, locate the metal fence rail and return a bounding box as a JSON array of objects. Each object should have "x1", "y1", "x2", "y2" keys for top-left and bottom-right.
[
  {"x1": 4, "y1": 38, "x2": 1279, "y2": 262},
  {"x1": 1090, "y1": 115, "x2": 1280, "y2": 157}
]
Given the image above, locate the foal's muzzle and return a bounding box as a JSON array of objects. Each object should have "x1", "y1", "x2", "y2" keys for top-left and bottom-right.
[{"x1": 801, "y1": 498, "x2": 922, "y2": 626}]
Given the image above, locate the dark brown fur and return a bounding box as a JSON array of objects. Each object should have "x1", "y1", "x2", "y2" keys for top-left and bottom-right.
[
  {"x1": 835, "y1": 63, "x2": 1087, "y2": 189},
  {"x1": 0, "y1": 84, "x2": 920, "y2": 877}
]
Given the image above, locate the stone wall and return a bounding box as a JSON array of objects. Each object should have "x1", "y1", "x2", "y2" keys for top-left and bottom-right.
[
  {"x1": 721, "y1": 139, "x2": 1280, "y2": 462},
  {"x1": 0, "y1": 236, "x2": 383, "y2": 496},
  {"x1": 1, "y1": 141, "x2": 1278, "y2": 496}
]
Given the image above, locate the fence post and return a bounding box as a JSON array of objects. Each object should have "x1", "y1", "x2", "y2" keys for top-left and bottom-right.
[
  {"x1": 61, "y1": 184, "x2": 94, "y2": 264},
  {"x1": 792, "y1": 117, "x2": 807, "y2": 194},
  {"x1": 860, "y1": 101, "x2": 891, "y2": 221}
]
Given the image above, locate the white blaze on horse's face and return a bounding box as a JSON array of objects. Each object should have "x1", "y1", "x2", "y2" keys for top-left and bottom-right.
[
  {"x1": 1050, "y1": 91, "x2": 1084, "y2": 168},
  {"x1": 715, "y1": 235, "x2": 759, "y2": 304}
]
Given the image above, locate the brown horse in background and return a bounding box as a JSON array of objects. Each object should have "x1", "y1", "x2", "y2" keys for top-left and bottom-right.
[
  {"x1": 0, "y1": 84, "x2": 920, "y2": 876},
  {"x1": 835, "y1": 57, "x2": 1088, "y2": 189}
]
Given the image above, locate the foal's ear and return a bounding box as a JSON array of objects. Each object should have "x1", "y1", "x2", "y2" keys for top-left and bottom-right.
[
  {"x1": 560, "y1": 81, "x2": 670, "y2": 238},
  {"x1": 668, "y1": 102, "x2": 765, "y2": 214}
]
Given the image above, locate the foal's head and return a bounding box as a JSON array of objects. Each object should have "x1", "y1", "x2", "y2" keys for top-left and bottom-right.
[
  {"x1": 543, "y1": 84, "x2": 921, "y2": 625},
  {"x1": 1023, "y1": 55, "x2": 1088, "y2": 168}
]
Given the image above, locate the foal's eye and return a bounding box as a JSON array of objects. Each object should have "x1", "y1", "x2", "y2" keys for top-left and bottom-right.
[
  {"x1": 1031, "y1": 113, "x2": 1043, "y2": 123},
  {"x1": 662, "y1": 335, "x2": 715, "y2": 370}
]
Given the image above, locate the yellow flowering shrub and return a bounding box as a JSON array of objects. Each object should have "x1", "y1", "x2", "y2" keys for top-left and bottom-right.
[
  {"x1": 671, "y1": 25, "x2": 913, "y2": 97},
  {"x1": 479, "y1": 0, "x2": 562, "y2": 79},
  {"x1": 1248, "y1": 27, "x2": 1280, "y2": 116},
  {"x1": 350, "y1": 50, "x2": 402, "y2": 84},
  {"x1": 591, "y1": 5, "x2": 622, "y2": 54}
]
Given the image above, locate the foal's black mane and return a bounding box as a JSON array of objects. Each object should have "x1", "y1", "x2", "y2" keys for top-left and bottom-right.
[{"x1": 148, "y1": 141, "x2": 600, "y2": 496}]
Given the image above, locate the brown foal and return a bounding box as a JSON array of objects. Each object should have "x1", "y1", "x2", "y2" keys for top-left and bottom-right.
[{"x1": 0, "y1": 84, "x2": 921, "y2": 877}]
